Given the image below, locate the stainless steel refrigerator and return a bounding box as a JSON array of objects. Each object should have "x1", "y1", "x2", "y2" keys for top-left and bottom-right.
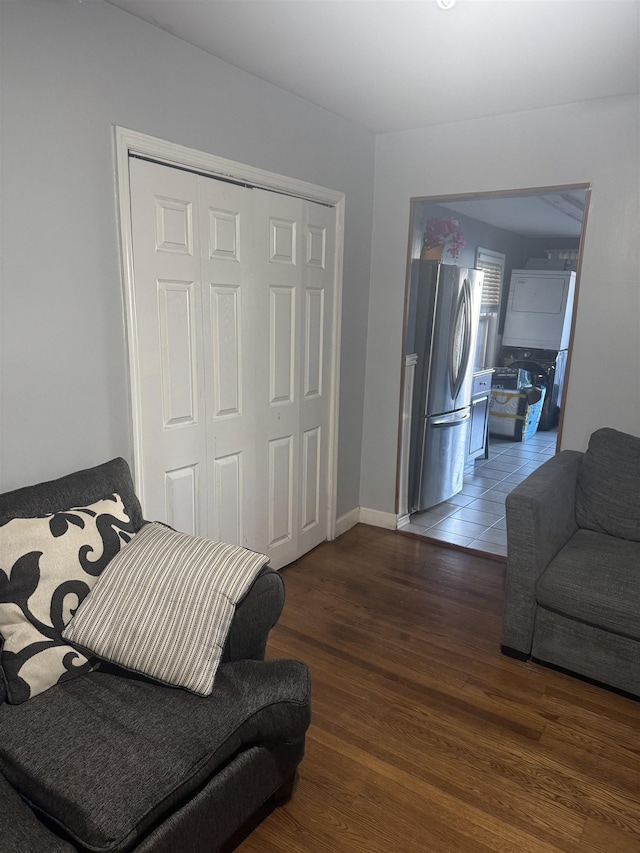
[{"x1": 408, "y1": 261, "x2": 483, "y2": 513}]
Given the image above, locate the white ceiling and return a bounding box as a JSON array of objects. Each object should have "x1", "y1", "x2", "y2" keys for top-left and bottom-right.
[
  {"x1": 107, "y1": 0, "x2": 639, "y2": 134},
  {"x1": 105, "y1": 0, "x2": 638, "y2": 237},
  {"x1": 435, "y1": 188, "x2": 588, "y2": 238}
]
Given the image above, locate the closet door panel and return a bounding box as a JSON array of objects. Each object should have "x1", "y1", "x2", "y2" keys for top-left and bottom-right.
[
  {"x1": 198, "y1": 178, "x2": 259, "y2": 551},
  {"x1": 128, "y1": 157, "x2": 337, "y2": 567},
  {"x1": 129, "y1": 158, "x2": 208, "y2": 535}
]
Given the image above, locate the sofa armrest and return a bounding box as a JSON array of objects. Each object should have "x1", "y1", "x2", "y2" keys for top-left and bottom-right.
[
  {"x1": 0, "y1": 771, "x2": 76, "y2": 852},
  {"x1": 501, "y1": 449, "x2": 583, "y2": 656},
  {"x1": 221, "y1": 567, "x2": 285, "y2": 663}
]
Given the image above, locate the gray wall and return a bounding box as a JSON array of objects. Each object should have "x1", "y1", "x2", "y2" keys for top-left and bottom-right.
[
  {"x1": 0, "y1": 0, "x2": 375, "y2": 519},
  {"x1": 410, "y1": 202, "x2": 530, "y2": 273},
  {"x1": 361, "y1": 95, "x2": 640, "y2": 515},
  {"x1": 410, "y1": 202, "x2": 582, "y2": 337},
  {"x1": 404, "y1": 203, "x2": 531, "y2": 359},
  {"x1": 4, "y1": 2, "x2": 638, "y2": 528}
]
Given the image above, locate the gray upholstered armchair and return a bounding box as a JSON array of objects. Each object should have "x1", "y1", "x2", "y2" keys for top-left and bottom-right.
[
  {"x1": 0, "y1": 458, "x2": 311, "y2": 852},
  {"x1": 501, "y1": 427, "x2": 640, "y2": 697}
]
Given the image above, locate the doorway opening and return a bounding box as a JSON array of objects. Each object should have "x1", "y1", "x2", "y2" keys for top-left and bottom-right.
[{"x1": 397, "y1": 184, "x2": 591, "y2": 558}]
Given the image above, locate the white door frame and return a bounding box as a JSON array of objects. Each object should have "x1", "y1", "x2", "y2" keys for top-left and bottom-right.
[{"x1": 114, "y1": 125, "x2": 344, "y2": 541}]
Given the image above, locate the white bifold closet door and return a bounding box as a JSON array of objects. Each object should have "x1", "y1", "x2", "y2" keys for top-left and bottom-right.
[{"x1": 128, "y1": 156, "x2": 335, "y2": 568}]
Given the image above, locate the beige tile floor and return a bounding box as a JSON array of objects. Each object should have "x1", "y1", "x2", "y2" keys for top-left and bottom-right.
[{"x1": 404, "y1": 428, "x2": 558, "y2": 557}]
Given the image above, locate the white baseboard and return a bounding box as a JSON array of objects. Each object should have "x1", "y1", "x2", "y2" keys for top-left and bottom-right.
[
  {"x1": 396, "y1": 513, "x2": 411, "y2": 529},
  {"x1": 335, "y1": 506, "x2": 401, "y2": 536},
  {"x1": 334, "y1": 507, "x2": 361, "y2": 537},
  {"x1": 358, "y1": 507, "x2": 398, "y2": 530}
]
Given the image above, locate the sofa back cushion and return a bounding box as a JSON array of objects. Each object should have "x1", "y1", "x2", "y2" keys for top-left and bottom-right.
[
  {"x1": 575, "y1": 427, "x2": 640, "y2": 542},
  {"x1": 0, "y1": 458, "x2": 144, "y2": 531}
]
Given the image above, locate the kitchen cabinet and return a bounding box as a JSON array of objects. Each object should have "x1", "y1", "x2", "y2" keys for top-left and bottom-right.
[{"x1": 467, "y1": 369, "x2": 494, "y2": 464}]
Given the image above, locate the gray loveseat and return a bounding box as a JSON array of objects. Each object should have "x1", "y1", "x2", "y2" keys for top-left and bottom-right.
[
  {"x1": 0, "y1": 458, "x2": 311, "y2": 852},
  {"x1": 501, "y1": 427, "x2": 640, "y2": 697}
]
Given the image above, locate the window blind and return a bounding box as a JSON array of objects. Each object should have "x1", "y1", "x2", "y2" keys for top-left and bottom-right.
[
  {"x1": 475, "y1": 248, "x2": 506, "y2": 307},
  {"x1": 476, "y1": 259, "x2": 502, "y2": 305}
]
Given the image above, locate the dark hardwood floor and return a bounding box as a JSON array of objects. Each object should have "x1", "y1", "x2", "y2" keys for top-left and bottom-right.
[{"x1": 238, "y1": 524, "x2": 640, "y2": 853}]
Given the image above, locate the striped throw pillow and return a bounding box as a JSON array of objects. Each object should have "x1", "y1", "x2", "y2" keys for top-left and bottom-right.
[{"x1": 62, "y1": 522, "x2": 269, "y2": 695}]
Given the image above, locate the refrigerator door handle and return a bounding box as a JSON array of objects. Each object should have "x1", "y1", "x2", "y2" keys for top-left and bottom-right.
[
  {"x1": 430, "y1": 410, "x2": 471, "y2": 427},
  {"x1": 449, "y1": 276, "x2": 473, "y2": 402}
]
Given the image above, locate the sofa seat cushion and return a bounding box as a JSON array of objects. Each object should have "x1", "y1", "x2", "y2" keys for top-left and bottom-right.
[
  {"x1": 0, "y1": 770, "x2": 76, "y2": 852},
  {"x1": 0, "y1": 659, "x2": 310, "y2": 853},
  {"x1": 536, "y1": 529, "x2": 640, "y2": 640}
]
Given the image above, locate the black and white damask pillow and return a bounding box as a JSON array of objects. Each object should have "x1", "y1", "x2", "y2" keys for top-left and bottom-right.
[{"x1": 0, "y1": 494, "x2": 134, "y2": 704}]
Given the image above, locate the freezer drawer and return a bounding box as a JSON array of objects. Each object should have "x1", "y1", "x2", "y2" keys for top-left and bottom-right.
[{"x1": 413, "y1": 409, "x2": 470, "y2": 512}]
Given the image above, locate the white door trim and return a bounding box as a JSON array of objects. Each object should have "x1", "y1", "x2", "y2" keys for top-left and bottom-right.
[{"x1": 114, "y1": 125, "x2": 344, "y2": 542}]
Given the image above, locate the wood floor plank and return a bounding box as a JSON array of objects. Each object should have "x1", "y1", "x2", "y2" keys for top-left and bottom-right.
[
  {"x1": 235, "y1": 525, "x2": 640, "y2": 852},
  {"x1": 308, "y1": 725, "x2": 583, "y2": 853},
  {"x1": 308, "y1": 703, "x2": 586, "y2": 848},
  {"x1": 580, "y1": 816, "x2": 640, "y2": 853}
]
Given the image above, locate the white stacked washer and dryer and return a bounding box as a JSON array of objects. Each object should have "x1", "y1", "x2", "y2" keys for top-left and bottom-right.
[{"x1": 499, "y1": 267, "x2": 576, "y2": 431}]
